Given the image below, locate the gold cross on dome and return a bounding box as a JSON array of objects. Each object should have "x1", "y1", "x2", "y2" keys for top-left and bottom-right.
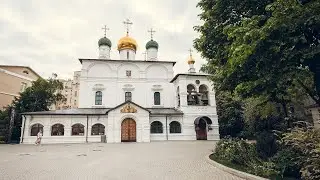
[
  {"x1": 123, "y1": 18, "x2": 133, "y2": 35},
  {"x1": 148, "y1": 28, "x2": 156, "y2": 40},
  {"x1": 101, "y1": 25, "x2": 109, "y2": 37}
]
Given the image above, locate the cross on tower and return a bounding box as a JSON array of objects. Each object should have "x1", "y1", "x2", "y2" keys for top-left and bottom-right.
[
  {"x1": 101, "y1": 25, "x2": 109, "y2": 37},
  {"x1": 188, "y1": 48, "x2": 193, "y2": 56},
  {"x1": 148, "y1": 28, "x2": 156, "y2": 40},
  {"x1": 123, "y1": 18, "x2": 133, "y2": 35}
]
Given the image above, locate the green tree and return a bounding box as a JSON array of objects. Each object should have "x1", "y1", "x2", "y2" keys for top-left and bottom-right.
[
  {"x1": 216, "y1": 91, "x2": 245, "y2": 138},
  {"x1": 7, "y1": 78, "x2": 64, "y2": 142},
  {"x1": 13, "y1": 78, "x2": 64, "y2": 113},
  {"x1": 197, "y1": 0, "x2": 320, "y2": 106}
]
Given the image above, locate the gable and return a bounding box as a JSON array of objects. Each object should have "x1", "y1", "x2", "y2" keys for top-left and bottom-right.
[{"x1": 106, "y1": 101, "x2": 150, "y2": 114}]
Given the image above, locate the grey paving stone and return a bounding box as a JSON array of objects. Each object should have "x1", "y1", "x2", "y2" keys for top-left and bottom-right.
[{"x1": 0, "y1": 141, "x2": 243, "y2": 180}]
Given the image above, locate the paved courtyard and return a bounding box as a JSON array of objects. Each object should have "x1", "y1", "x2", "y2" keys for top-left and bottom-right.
[{"x1": 0, "y1": 141, "x2": 242, "y2": 180}]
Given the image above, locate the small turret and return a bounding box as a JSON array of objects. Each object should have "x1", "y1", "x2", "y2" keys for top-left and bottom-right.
[
  {"x1": 98, "y1": 25, "x2": 112, "y2": 59},
  {"x1": 146, "y1": 28, "x2": 158, "y2": 61}
]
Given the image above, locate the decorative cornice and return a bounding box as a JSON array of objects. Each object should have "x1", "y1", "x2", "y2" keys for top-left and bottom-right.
[
  {"x1": 151, "y1": 85, "x2": 163, "y2": 91},
  {"x1": 122, "y1": 84, "x2": 135, "y2": 91},
  {"x1": 92, "y1": 84, "x2": 105, "y2": 91}
]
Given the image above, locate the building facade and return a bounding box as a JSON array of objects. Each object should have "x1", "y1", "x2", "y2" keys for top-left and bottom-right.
[
  {"x1": 55, "y1": 71, "x2": 81, "y2": 110},
  {"x1": 0, "y1": 65, "x2": 41, "y2": 110},
  {"x1": 20, "y1": 24, "x2": 219, "y2": 144}
]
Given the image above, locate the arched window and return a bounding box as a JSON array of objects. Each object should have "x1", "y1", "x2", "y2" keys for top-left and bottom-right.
[
  {"x1": 91, "y1": 123, "x2": 105, "y2": 135},
  {"x1": 199, "y1": 84, "x2": 209, "y2": 106},
  {"x1": 71, "y1": 123, "x2": 85, "y2": 136},
  {"x1": 187, "y1": 84, "x2": 198, "y2": 105},
  {"x1": 127, "y1": 51, "x2": 130, "y2": 60},
  {"x1": 30, "y1": 123, "x2": 43, "y2": 136},
  {"x1": 95, "y1": 91, "x2": 102, "y2": 105},
  {"x1": 150, "y1": 121, "x2": 163, "y2": 133},
  {"x1": 154, "y1": 92, "x2": 160, "y2": 105},
  {"x1": 170, "y1": 121, "x2": 181, "y2": 133},
  {"x1": 51, "y1": 124, "x2": 64, "y2": 136}
]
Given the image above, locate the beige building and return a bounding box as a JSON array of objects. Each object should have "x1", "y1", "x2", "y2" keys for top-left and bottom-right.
[
  {"x1": 0, "y1": 65, "x2": 41, "y2": 110},
  {"x1": 55, "y1": 71, "x2": 80, "y2": 110}
]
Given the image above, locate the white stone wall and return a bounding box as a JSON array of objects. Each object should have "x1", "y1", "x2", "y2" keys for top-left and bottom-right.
[
  {"x1": 21, "y1": 115, "x2": 107, "y2": 144},
  {"x1": 119, "y1": 49, "x2": 136, "y2": 60},
  {"x1": 99, "y1": 45, "x2": 111, "y2": 59},
  {"x1": 79, "y1": 60, "x2": 175, "y2": 108},
  {"x1": 173, "y1": 74, "x2": 220, "y2": 140},
  {"x1": 107, "y1": 104, "x2": 150, "y2": 143},
  {"x1": 147, "y1": 48, "x2": 158, "y2": 60}
]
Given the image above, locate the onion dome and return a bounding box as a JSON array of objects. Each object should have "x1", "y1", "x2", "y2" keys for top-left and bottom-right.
[
  {"x1": 117, "y1": 35, "x2": 138, "y2": 51},
  {"x1": 187, "y1": 55, "x2": 195, "y2": 64},
  {"x1": 145, "y1": 40, "x2": 159, "y2": 49},
  {"x1": 98, "y1": 37, "x2": 112, "y2": 47}
]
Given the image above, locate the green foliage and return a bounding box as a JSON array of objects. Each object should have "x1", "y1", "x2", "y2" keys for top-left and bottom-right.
[
  {"x1": 1, "y1": 78, "x2": 64, "y2": 142},
  {"x1": 216, "y1": 91, "x2": 245, "y2": 138},
  {"x1": 281, "y1": 128, "x2": 320, "y2": 179},
  {"x1": 195, "y1": 0, "x2": 320, "y2": 106},
  {"x1": 213, "y1": 138, "x2": 279, "y2": 178},
  {"x1": 272, "y1": 148, "x2": 302, "y2": 178},
  {"x1": 256, "y1": 131, "x2": 278, "y2": 159},
  {"x1": 13, "y1": 78, "x2": 64, "y2": 114},
  {"x1": 214, "y1": 138, "x2": 260, "y2": 165}
]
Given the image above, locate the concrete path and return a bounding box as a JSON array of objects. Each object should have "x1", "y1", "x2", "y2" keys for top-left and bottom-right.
[{"x1": 0, "y1": 141, "x2": 243, "y2": 180}]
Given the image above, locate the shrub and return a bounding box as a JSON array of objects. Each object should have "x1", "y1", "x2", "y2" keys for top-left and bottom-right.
[
  {"x1": 280, "y1": 128, "x2": 320, "y2": 180},
  {"x1": 272, "y1": 148, "x2": 301, "y2": 179},
  {"x1": 213, "y1": 138, "x2": 279, "y2": 178},
  {"x1": 214, "y1": 138, "x2": 259, "y2": 166},
  {"x1": 256, "y1": 131, "x2": 278, "y2": 159}
]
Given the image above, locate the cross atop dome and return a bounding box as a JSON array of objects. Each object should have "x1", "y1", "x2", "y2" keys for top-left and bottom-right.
[
  {"x1": 101, "y1": 25, "x2": 109, "y2": 37},
  {"x1": 148, "y1": 28, "x2": 156, "y2": 40},
  {"x1": 123, "y1": 18, "x2": 133, "y2": 36}
]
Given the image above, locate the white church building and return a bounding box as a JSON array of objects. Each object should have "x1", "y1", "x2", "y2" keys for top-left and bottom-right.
[{"x1": 20, "y1": 22, "x2": 219, "y2": 144}]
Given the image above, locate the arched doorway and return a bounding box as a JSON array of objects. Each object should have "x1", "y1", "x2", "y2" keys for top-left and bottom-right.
[
  {"x1": 194, "y1": 116, "x2": 212, "y2": 140},
  {"x1": 121, "y1": 118, "x2": 136, "y2": 142}
]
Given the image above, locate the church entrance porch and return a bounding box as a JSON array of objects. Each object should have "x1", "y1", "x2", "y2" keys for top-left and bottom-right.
[
  {"x1": 194, "y1": 116, "x2": 213, "y2": 140},
  {"x1": 121, "y1": 118, "x2": 136, "y2": 142}
]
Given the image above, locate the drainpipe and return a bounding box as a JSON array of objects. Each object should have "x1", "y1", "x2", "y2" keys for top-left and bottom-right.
[
  {"x1": 21, "y1": 115, "x2": 27, "y2": 143},
  {"x1": 86, "y1": 115, "x2": 89, "y2": 143},
  {"x1": 166, "y1": 115, "x2": 168, "y2": 140}
]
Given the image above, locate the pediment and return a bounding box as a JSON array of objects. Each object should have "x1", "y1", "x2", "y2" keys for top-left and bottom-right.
[{"x1": 106, "y1": 101, "x2": 150, "y2": 114}]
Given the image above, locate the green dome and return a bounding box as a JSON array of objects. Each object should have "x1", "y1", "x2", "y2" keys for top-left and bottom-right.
[
  {"x1": 98, "y1": 37, "x2": 112, "y2": 47},
  {"x1": 146, "y1": 40, "x2": 159, "y2": 49}
]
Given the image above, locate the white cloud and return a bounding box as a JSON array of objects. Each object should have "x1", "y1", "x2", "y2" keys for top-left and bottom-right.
[{"x1": 0, "y1": 0, "x2": 206, "y2": 79}]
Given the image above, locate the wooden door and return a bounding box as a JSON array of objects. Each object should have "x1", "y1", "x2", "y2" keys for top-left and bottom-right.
[
  {"x1": 121, "y1": 119, "x2": 136, "y2": 142},
  {"x1": 196, "y1": 119, "x2": 207, "y2": 140}
]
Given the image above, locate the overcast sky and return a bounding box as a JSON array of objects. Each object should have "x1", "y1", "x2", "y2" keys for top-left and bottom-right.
[{"x1": 0, "y1": 0, "x2": 205, "y2": 79}]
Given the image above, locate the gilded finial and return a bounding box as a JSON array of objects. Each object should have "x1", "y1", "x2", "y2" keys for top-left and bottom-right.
[{"x1": 123, "y1": 18, "x2": 133, "y2": 36}]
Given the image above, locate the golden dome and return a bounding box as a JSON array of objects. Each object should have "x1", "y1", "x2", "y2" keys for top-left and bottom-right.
[
  {"x1": 117, "y1": 35, "x2": 138, "y2": 51},
  {"x1": 187, "y1": 55, "x2": 195, "y2": 64}
]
